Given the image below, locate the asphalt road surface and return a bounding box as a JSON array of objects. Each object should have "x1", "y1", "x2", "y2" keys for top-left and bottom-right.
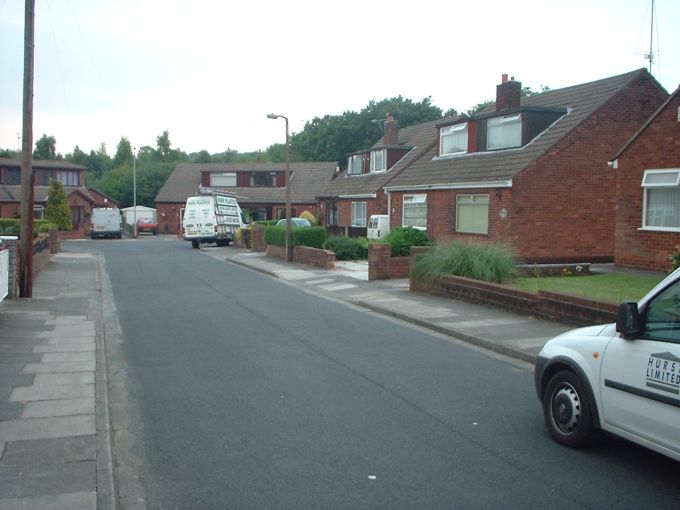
[{"x1": 70, "y1": 238, "x2": 680, "y2": 510}]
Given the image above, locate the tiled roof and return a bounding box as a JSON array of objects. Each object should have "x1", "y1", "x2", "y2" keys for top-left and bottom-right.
[
  {"x1": 0, "y1": 185, "x2": 95, "y2": 203},
  {"x1": 0, "y1": 158, "x2": 87, "y2": 170},
  {"x1": 385, "y1": 69, "x2": 654, "y2": 190},
  {"x1": 154, "y1": 162, "x2": 338, "y2": 204},
  {"x1": 319, "y1": 116, "x2": 459, "y2": 198}
]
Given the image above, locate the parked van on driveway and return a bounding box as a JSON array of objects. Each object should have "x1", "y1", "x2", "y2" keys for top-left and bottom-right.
[
  {"x1": 367, "y1": 215, "x2": 389, "y2": 240},
  {"x1": 90, "y1": 207, "x2": 122, "y2": 239}
]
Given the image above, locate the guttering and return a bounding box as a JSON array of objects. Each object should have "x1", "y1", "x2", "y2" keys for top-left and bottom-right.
[
  {"x1": 338, "y1": 193, "x2": 377, "y2": 199},
  {"x1": 385, "y1": 179, "x2": 513, "y2": 192}
]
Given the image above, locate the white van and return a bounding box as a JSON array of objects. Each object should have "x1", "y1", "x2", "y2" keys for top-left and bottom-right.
[
  {"x1": 182, "y1": 190, "x2": 245, "y2": 248},
  {"x1": 535, "y1": 268, "x2": 680, "y2": 461},
  {"x1": 90, "y1": 208, "x2": 122, "y2": 239},
  {"x1": 367, "y1": 214, "x2": 390, "y2": 240}
]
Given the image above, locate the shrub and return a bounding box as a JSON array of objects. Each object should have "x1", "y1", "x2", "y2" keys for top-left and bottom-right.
[
  {"x1": 670, "y1": 246, "x2": 680, "y2": 271},
  {"x1": 298, "y1": 210, "x2": 318, "y2": 226},
  {"x1": 383, "y1": 227, "x2": 430, "y2": 257},
  {"x1": 412, "y1": 241, "x2": 518, "y2": 284},
  {"x1": 323, "y1": 235, "x2": 368, "y2": 260},
  {"x1": 265, "y1": 225, "x2": 326, "y2": 249},
  {"x1": 0, "y1": 219, "x2": 55, "y2": 238}
]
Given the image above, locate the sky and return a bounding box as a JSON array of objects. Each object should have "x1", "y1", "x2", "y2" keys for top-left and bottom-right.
[{"x1": 0, "y1": 0, "x2": 679, "y2": 157}]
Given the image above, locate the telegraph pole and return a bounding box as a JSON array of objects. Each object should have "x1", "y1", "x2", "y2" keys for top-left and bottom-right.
[{"x1": 19, "y1": 0, "x2": 35, "y2": 297}]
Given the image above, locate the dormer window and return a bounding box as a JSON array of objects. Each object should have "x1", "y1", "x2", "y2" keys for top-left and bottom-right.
[
  {"x1": 347, "y1": 154, "x2": 363, "y2": 175},
  {"x1": 487, "y1": 113, "x2": 522, "y2": 150},
  {"x1": 440, "y1": 123, "x2": 468, "y2": 156},
  {"x1": 370, "y1": 150, "x2": 386, "y2": 172},
  {"x1": 211, "y1": 172, "x2": 236, "y2": 186}
]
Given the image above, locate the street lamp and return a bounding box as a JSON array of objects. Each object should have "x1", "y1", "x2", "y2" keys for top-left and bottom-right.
[
  {"x1": 132, "y1": 147, "x2": 137, "y2": 238},
  {"x1": 267, "y1": 113, "x2": 292, "y2": 262}
]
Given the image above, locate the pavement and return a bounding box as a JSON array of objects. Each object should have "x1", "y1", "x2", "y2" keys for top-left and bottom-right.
[{"x1": 0, "y1": 241, "x2": 589, "y2": 508}]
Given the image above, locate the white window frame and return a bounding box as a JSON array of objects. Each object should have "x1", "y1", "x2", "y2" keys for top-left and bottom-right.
[
  {"x1": 439, "y1": 123, "x2": 468, "y2": 156},
  {"x1": 347, "y1": 155, "x2": 363, "y2": 175},
  {"x1": 33, "y1": 205, "x2": 44, "y2": 220},
  {"x1": 641, "y1": 169, "x2": 680, "y2": 232},
  {"x1": 456, "y1": 194, "x2": 489, "y2": 234},
  {"x1": 486, "y1": 113, "x2": 522, "y2": 150},
  {"x1": 210, "y1": 172, "x2": 236, "y2": 187},
  {"x1": 403, "y1": 194, "x2": 427, "y2": 229},
  {"x1": 351, "y1": 201, "x2": 367, "y2": 227},
  {"x1": 370, "y1": 150, "x2": 386, "y2": 172}
]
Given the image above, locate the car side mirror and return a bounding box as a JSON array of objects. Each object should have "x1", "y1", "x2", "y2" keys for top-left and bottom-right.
[{"x1": 616, "y1": 301, "x2": 640, "y2": 339}]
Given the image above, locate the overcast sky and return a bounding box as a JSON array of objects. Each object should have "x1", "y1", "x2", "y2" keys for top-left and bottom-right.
[{"x1": 0, "y1": 0, "x2": 678, "y2": 157}]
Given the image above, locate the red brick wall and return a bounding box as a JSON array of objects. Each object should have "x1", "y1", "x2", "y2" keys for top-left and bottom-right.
[
  {"x1": 156, "y1": 203, "x2": 184, "y2": 236},
  {"x1": 337, "y1": 192, "x2": 389, "y2": 229},
  {"x1": 615, "y1": 91, "x2": 680, "y2": 270}
]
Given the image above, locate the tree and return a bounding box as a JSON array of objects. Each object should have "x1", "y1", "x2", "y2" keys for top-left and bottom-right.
[
  {"x1": 113, "y1": 136, "x2": 134, "y2": 168},
  {"x1": 34, "y1": 134, "x2": 58, "y2": 160},
  {"x1": 45, "y1": 180, "x2": 72, "y2": 230},
  {"x1": 156, "y1": 130, "x2": 172, "y2": 161}
]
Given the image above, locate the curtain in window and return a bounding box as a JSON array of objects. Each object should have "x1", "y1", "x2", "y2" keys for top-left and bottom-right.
[
  {"x1": 487, "y1": 115, "x2": 521, "y2": 150},
  {"x1": 646, "y1": 188, "x2": 680, "y2": 228},
  {"x1": 440, "y1": 124, "x2": 468, "y2": 155},
  {"x1": 403, "y1": 195, "x2": 427, "y2": 228},
  {"x1": 456, "y1": 195, "x2": 489, "y2": 234},
  {"x1": 211, "y1": 173, "x2": 236, "y2": 186},
  {"x1": 351, "y1": 202, "x2": 366, "y2": 227}
]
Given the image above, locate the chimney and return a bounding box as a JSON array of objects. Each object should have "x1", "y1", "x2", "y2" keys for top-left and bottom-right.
[
  {"x1": 383, "y1": 112, "x2": 398, "y2": 145},
  {"x1": 496, "y1": 74, "x2": 521, "y2": 112}
]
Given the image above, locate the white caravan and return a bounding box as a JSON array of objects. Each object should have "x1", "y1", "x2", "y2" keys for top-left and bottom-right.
[{"x1": 182, "y1": 190, "x2": 245, "y2": 249}]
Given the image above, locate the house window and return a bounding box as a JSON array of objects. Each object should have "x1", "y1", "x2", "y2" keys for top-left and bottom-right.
[
  {"x1": 370, "y1": 150, "x2": 386, "y2": 172},
  {"x1": 347, "y1": 155, "x2": 363, "y2": 175},
  {"x1": 210, "y1": 172, "x2": 237, "y2": 187},
  {"x1": 325, "y1": 200, "x2": 338, "y2": 226},
  {"x1": 351, "y1": 201, "x2": 367, "y2": 227},
  {"x1": 487, "y1": 114, "x2": 522, "y2": 150},
  {"x1": 6, "y1": 168, "x2": 20, "y2": 185},
  {"x1": 250, "y1": 172, "x2": 275, "y2": 187},
  {"x1": 55, "y1": 171, "x2": 80, "y2": 186},
  {"x1": 403, "y1": 194, "x2": 427, "y2": 229},
  {"x1": 440, "y1": 123, "x2": 468, "y2": 155},
  {"x1": 642, "y1": 169, "x2": 680, "y2": 230},
  {"x1": 456, "y1": 194, "x2": 489, "y2": 234},
  {"x1": 33, "y1": 205, "x2": 44, "y2": 220}
]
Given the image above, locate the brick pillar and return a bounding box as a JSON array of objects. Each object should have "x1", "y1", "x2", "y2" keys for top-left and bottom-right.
[
  {"x1": 252, "y1": 225, "x2": 266, "y2": 252},
  {"x1": 368, "y1": 243, "x2": 391, "y2": 280},
  {"x1": 48, "y1": 227, "x2": 60, "y2": 254},
  {"x1": 1, "y1": 237, "x2": 19, "y2": 298}
]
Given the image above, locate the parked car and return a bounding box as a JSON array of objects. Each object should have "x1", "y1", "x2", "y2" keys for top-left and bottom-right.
[
  {"x1": 535, "y1": 268, "x2": 680, "y2": 461},
  {"x1": 136, "y1": 217, "x2": 158, "y2": 235},
  {"x1": 276, "y1": 218, "x2": 311, "y2": 228}
]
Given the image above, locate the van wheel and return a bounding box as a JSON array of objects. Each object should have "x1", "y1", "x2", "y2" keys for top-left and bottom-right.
[
  {"x1": 191, "y1": 240, "x2": 199, "y2": 249},
  {"x1": 543, "y1": 370, "x2": 595, "y2": 448}
]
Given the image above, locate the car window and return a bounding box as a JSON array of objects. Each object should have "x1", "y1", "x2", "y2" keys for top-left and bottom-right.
[{"x1": 643, "y1": 280, "x2": 680, "y2": 343}]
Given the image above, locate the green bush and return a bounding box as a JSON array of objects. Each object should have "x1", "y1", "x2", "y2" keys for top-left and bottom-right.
[
  {"x1": 383, "y1": 227, "x2": 430, "y2": 257},
  {"x1": 670, "y1": 246, "x2": 680, "y2": 271},
  {"x1": 255, "y1": 220, "x2": 278, "y2": 227},
  {"x1": 298, "y1": 210, "x2": 318, "y2": 226},
  {"x1": 265, "y1": 226, "x2": 326, "y2": 249},
  {"x1": 0, "y1": 219, "x2": 55, "y2": 238},
  {"x1": 323, "y1": 235, "x2": 368, "y2": 260},
  {"x1": 412, "y1": 241, "x2": 518, "y2": 284}
]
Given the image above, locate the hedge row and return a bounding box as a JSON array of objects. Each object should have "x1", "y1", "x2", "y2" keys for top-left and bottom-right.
[
  {"x1": 264, "y1": 225, "x2": 326, "y2": 249},
  {"x1": 0, "y1": 219, "x2": 56, "y2": 238}
]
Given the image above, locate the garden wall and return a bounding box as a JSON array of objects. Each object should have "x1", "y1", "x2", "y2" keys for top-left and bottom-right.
[
  {"x1": 266, "y1": 244, "x2": 336, "y2": 270},
  {"x1": 368, "y1": 244, "x2": 410, "y2": 280}
]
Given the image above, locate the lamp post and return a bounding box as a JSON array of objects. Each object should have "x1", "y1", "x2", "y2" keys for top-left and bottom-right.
[
  {"x1": 267, "y1": 113, "x2": 292, "y2": 262},
  {"x1": 132, "y1": 147, "x2": 137, "y2": 238}
]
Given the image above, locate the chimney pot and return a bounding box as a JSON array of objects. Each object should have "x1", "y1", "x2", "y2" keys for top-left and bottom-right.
[
  {"x1": 496, "y1": 75, "x2": 521, "y2": 111},
  {"x1": 502, "y1": 74, "x2": 508, "y2": 83}
]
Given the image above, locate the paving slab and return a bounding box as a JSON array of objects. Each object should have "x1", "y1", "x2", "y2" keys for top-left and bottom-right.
[
  {"x1": 0, "y1": 461, "x2": 96, "y2": 500},
  {"x1": 0, "y1": 415, "x2": 95, "y2": 441},
  {"x1": 1, "y1": 436, "x2": 95, "y2": 465},
  {"x1": 22, "y1": 361, "x2": 95, "y2": 374},
  {"x1": 10, "y1": 384, "x2": 94, "y2": 402},
  {"x1": 32, "y1": 344, "x2": 94, "y2": 353},
  {"x1": 0, "y1": 491, "x2": 96, "y2": 510},
  {"x1": 32, "y1": 373, "x2": 94, "y2": 386},
  {"x1": 40, "y1": 352, "x2": 95, "y2": 363},
  {"x1": 21, "y1": 398, "x2": 95, "y2": 419}
]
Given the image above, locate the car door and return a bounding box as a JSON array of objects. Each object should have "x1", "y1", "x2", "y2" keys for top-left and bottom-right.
[{"x1": 600, "y1": 279, "x2": 680, "y2": 457}]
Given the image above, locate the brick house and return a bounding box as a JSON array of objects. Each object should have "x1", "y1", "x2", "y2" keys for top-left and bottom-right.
[
  {"x1": 383, "y1": 69, "x2": 668, "y2": 263},
  {"x1": 0, "y1": 158, "x2": 96, "y2": 238},
  {"x1": 88, "y1": 188, "x2": 119, "y2": 208},
  {"x1": 610, "y1": 85, "x2": 680, "y2": 270},
  {"x1": 155, "y1": 162, "x2": 337, "y2": 235},
  {"x1": 318, "y1": 113, "x2": 455, "y2": 236}
]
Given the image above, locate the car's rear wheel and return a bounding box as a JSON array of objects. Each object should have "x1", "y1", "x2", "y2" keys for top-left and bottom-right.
[
  {"x1": 543, "y1": 370, "x2": 595, "y2": 448},
  {"x1": 191, "y1": 240, "x2": 199, "y2": 249}
]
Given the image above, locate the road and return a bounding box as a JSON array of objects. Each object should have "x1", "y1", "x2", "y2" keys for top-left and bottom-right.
[{"x1": 69, "y1": 238, "x2": 680, "y2": 510}]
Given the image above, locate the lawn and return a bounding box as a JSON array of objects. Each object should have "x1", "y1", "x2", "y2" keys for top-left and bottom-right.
[{"x1": 512, "y1": 272, "x2": 666, "y2": 304}]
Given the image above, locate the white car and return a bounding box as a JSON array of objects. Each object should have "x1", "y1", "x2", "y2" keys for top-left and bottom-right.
[{"x1": 535, "y1": 268, "x2": 680, "y2": 462}]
